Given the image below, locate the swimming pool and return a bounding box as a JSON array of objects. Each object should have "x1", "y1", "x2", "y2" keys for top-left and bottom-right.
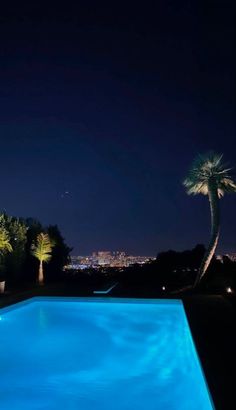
[{"x1": 0, "y1": 297, "x2": 214, "y2": 409}]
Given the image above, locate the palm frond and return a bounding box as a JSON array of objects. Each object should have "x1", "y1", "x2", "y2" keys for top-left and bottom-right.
[
  {"x1": 31, "y1": 233, "x2": 54, "y2": 263},
  {"x1": 183, "y1": 152, "x2": 236, "y2": 197}
]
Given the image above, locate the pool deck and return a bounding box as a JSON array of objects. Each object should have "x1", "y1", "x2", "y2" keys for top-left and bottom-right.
[
  {"x1": 183, "y1": 295, "x2": 235, "y2": 410},
  {"x1": 0, "y1": 283, "x2": 235, "y2": 410}
]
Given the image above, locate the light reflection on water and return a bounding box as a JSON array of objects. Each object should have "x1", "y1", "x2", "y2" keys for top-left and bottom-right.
[{"x1": 0, "y1": 299, "x2": 214, "y2": 410}]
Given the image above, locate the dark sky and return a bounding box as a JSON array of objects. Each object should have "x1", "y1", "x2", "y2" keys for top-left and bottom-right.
[{"x1": 1, "y1": 2, "x2": 235, "y2": 255}]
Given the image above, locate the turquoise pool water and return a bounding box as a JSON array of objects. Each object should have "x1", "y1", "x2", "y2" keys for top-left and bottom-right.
[{"x1": 0, "y1": 297, "x2": 214, "y2": 409}]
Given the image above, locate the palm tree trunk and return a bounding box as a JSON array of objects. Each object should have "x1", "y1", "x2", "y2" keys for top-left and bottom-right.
[
  {"x1": 194, "y1": 182, "x2": 220, "y2": 287},
  {"x1": 38, "y1": 260, "x2": 44, "y2": 285}
]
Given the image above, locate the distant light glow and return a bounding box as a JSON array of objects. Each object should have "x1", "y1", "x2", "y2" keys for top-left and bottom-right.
[
  {"x1": 226, "y1": 287, "x2": 233, "y2": 294},
  {"x1": 162, "y1": 286, "x2": 166, "y2": 291}
]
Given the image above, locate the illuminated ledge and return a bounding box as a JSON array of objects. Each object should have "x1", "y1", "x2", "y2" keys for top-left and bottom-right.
[{"x1": 93, "y1": 282, "x2": 118, "y2": 294}]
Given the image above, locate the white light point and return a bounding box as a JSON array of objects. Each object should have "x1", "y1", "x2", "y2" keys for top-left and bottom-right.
[{"x1": 226, "y1": 287, "x2": 233, "y2": 294}]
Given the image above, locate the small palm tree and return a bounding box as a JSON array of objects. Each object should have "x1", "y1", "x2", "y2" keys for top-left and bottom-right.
[
  {"x1": 31, "y1": 233, "x2": 54, "y2": 285},
  {"x1": 184, "y1": 152, "x2": 236, "y2": 287}
]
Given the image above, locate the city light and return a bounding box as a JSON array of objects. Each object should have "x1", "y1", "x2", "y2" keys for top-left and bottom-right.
[
  {"x1": 226, "y1": 287, "x2": 233, "y2": 294},
  {"x1": 66, "y1": 251, "x2": 156, "y2": 270}
]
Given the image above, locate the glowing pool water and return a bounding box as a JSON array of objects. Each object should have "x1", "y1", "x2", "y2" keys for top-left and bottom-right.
[{"x1": 0, "y1": 297, "x2": 214, "y2": 409}]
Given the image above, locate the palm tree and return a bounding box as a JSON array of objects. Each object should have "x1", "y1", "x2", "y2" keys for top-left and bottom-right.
[
  {"x1": 31, "y1": 233, "x2": 54, "y2": 285},
  {"x1": 184, "y1": 152, "x2": 236, "y2": 287}
]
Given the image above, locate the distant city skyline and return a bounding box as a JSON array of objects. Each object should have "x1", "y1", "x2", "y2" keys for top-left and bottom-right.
[
  {"x1": 71, "y1": 251, "x2": 156, "y2": 257},
  {"x1": 68, "y1": 251, "x2": 155, "y2": 269},
  {"x1": 67, "y1": 249, "x2": 236, "y2": 270}
]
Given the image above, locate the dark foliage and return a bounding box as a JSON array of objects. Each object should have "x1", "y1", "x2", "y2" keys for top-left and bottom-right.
[
  {"x1": 44, "y1": 225, "x2": 72, "y2": 282},
  {"x1": 0, "y1": 214, "x2": 27, "y2": 284},
  {"x1": 1, "y1": 215, "x2": 72, "y2": 287},
  {"x1": 118, "y1": 244, "x2": 206, "y2": 290},
  {"x1": 21, "y1": 218, "x2": 43, "y2": 283}
]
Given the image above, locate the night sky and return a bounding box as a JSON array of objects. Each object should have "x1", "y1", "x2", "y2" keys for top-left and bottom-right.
[{"x1": 1, "y1": 2, "x2": 235, "y2": 255}]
